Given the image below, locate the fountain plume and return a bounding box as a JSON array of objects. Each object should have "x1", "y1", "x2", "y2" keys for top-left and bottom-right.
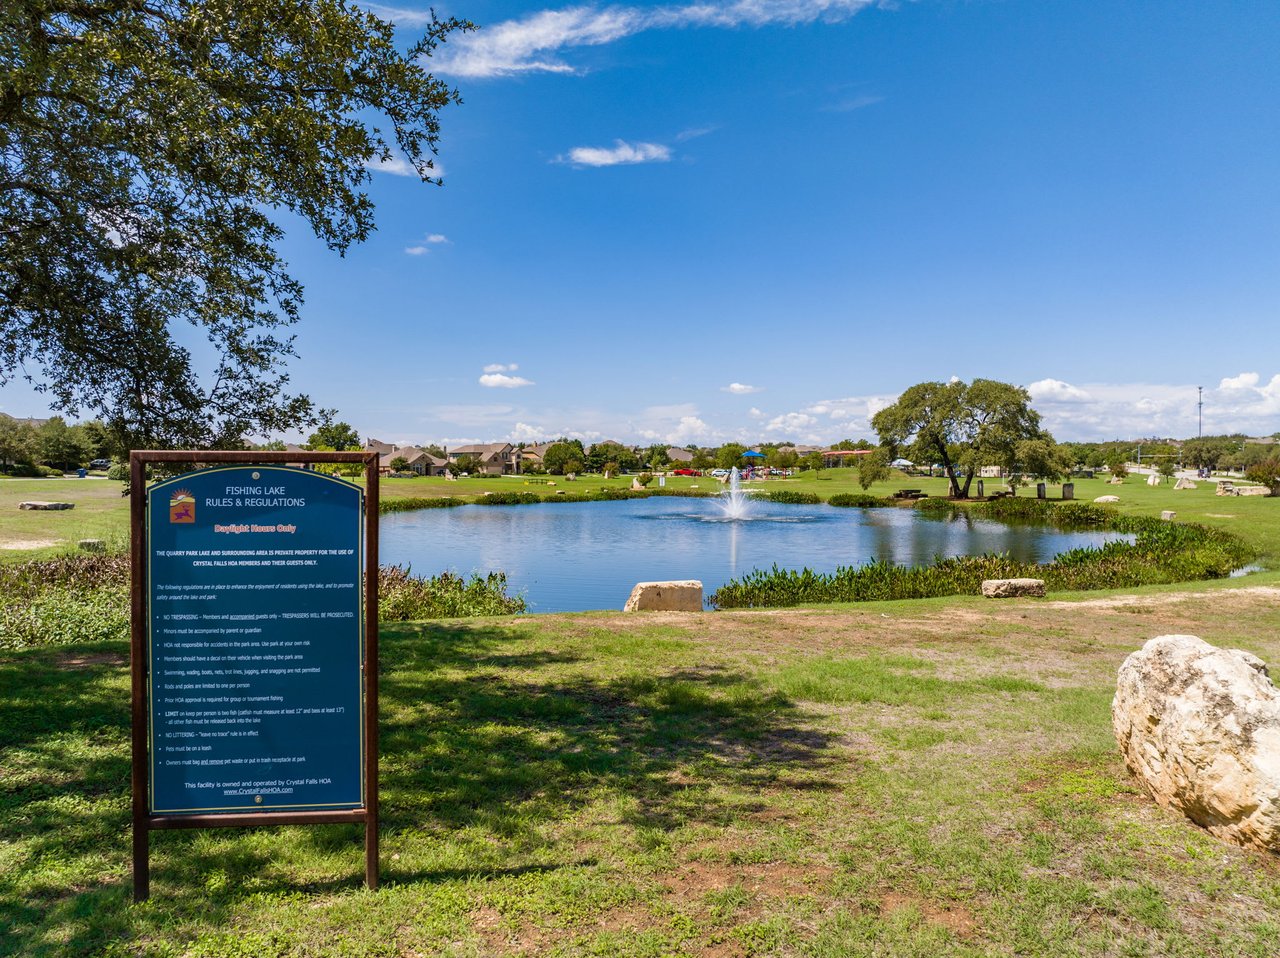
[{"x1": 719, "y1": 466, "x2": 752, "y2": 520}]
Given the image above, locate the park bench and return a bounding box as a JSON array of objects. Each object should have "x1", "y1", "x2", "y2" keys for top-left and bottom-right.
[{"x1": 893, "y1": 489, "x2": 927, "y2": 499}]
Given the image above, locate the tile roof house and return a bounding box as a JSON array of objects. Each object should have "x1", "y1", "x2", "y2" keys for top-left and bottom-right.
[
  {"x1": 665, "y1": 447, "x2": 694, "y2": 463},
  {"x1": 448, "y1": 443, "x2": 517, "y2": 475},
  {"x1": 369, "y1": 443, "x2": 448, "y2": 476}
]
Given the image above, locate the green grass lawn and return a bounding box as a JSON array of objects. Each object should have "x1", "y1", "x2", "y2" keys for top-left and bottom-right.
[
  {"x1": 0, "y1": 478, "x2": 130, "y2": 558},
  {"x1": 5, "y1": 590, "x2": 1280, "y2": 956}
]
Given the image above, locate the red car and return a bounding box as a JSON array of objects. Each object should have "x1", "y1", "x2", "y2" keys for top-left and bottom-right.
[{"x1": 672, "y1": 468, "x2": 702, "y2": 476}]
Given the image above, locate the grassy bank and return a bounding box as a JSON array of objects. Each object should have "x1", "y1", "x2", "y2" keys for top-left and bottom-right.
[{"x1": 4, "y1": 590, "x2": 1280, "y2": 956}]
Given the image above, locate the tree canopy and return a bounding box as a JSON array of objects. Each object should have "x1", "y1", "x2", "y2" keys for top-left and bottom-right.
[
  {"x1": 1, "y1": 0, "x2": 467, "y2": 449},
  {"x1": 871, "y1": 378, "x2": 1053, "y2": 497}
]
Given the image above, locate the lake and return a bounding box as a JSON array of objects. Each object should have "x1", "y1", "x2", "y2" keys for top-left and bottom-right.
[{"x1": 380, "y1": 497, "x2": 1132, "y2": 613}]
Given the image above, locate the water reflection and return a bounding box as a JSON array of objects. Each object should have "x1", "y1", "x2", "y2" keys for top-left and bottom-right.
[{"x1": 380, "y1": 498, "x2": 1132, "y2": 613}]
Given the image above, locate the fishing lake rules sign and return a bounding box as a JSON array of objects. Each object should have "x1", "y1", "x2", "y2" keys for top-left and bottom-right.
[{"x1": 147, "y1": 466, "x2": 365, "y2": 815}]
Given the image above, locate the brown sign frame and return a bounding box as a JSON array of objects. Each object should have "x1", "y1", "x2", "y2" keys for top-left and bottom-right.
[{"x1": 130, "y1": 450, "x2": 380, "y2": 901}]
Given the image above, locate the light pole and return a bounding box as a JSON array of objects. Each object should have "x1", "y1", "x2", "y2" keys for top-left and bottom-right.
[{"x1": 1198, "y1": 386, "x2": 1203, "y2": 439}]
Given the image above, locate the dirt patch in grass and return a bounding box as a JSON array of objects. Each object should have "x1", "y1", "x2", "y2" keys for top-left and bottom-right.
[
  {"x1": 0, "y1": 538, "x2": 59, "y2": 550},
  {"x1": 880, "y1": 890, "x2": 979, "y2": 937},
  {"x1": 54, "y1": 650, "x2": 126, "y2": 669},
  {"x1": 1044, "y1": 584, "x2": 1280, "y2": 609}
]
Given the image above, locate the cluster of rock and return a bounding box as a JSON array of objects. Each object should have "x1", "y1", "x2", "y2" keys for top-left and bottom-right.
[
  {"x1": 1217, "y1": 481, "x2": 1272, "y2": 497},
  {"x1": 1114, "y1": 634, "x2": 1280, "y2": 853}
]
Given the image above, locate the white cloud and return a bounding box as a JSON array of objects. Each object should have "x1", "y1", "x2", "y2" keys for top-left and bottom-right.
[
  {"x1": 1027, "y1": 378, "x2": 1091, "y2": 403},
  {"x1": 479, "y1": 372, "x2": 535, "y2": 388},
  {"x1": 507, "y1": 421, "x2": 545, "y2": 442},
  {"x1": 1025, "y1": 372, "x2": 1280, "y2": 440},
  {"x1": 483, "y1": 362, "x2": 519, "y2": 373},
  {"x1": 1219, "y1": 372, "x2": 1260, "y2": 392},
  {"x1": 748, "y1": 407, "x2": 765, "y2": 419},
  {"x1": 668, "y1": 415, "x2": 712, "y2": 444},
  {"x1": 765, "y1": 412, "x2": 817, "y2": 433},
  {"x1": 722, "y1": 382, "x2": 762, "y2": 395},
  {"x1": 431, "y1": 1, "x2": 878, "y2": 78},
  {"x1": 404, "y1": 234, "x2": 449, "y2": 255},
  {"x1": 559, "y1": 140, "x2": 671, "y2": 167}
]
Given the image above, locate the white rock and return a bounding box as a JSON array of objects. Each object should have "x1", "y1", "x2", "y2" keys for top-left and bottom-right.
[
  {"x1": 1094, "y1": 495, "x2": 1120, "y2": 503},
  {"x1": 18, "y1": 501, "x2": 74, "y2": 510},
  {"x1": 1113, "y1": 634, "x2": 1280, "y2": 852},
  {"x1": 1236, "y1": 485, "x2": 1271, "y2": 497},
  {"x1": 1147, "y1": 474, "x2": 1161, "y2": 486},
  {"x1": 623, "y1": 580, "x2": 703, "y2": 612},
  {"x1": 1174, "y1": 478, "x2": 1197, "y2": 490},
  {"x1": 980, "y1": 578, "x2": 1046, "y2": 598},
  {"x1": 1161, "y1": 510, "x2": 1176, "y2": 521}
]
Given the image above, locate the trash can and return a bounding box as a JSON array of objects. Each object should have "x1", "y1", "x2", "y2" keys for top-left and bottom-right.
[{"x1": 77, "y1": 468, "x2": 87, "y2": 478}]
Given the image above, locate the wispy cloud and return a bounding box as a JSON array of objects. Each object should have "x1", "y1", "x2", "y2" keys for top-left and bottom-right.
[
  {"x1": 366, "y1": 152, "x2": 443, "y2": 178},
  {"x1": 675, "y1": 125, "x2": 718, "y2": 142},
  {"x1": 483, "y1": 362, "x2": 520, "y2": 374},
  {"x1": 821, "y1": 93, "x2": 883, "y2": 113},
  {"x1": 404, "y1": 233, "x2": 450, "y2": 255},
  {"x1": 430, "y1": 1, "x2": 879, "y2": 79},
  {"x1": 479, "y1": 371, "x2": 536, "y2": 388},
  {"x1": 722, "y1": 382, "x2": 762, "y2": 395},
  {"x1": 557, "y1": 140, "x2": 671, "y2": 167}
]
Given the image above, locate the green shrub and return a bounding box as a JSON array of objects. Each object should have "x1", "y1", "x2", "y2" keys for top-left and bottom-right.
[
  {"x1": 763, "y1": 490, "x2": 820, "y2": 505},
  {"x1": 475, "y1": 491, "x2": 543, "y2": 505},
  {"x1": 378, "y1": 566, "x2": 525, "y2": 619},
  {"x1": 914, "y1": 497, "x2": 956, "y2": 513},
  {"x1": 107, "y1": 462, "x2": 129, "y2": 481},
  {"x1": 827, "y1": 493, "x2": 891, "y2": 508},
  {"x1": 380, "y1": 496, "x2": 466, "y2": 513}
]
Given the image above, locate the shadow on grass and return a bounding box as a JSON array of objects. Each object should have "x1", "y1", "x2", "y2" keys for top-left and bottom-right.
[{"x1": 0, "y1": 620, "x2": 835, "y2": 956}]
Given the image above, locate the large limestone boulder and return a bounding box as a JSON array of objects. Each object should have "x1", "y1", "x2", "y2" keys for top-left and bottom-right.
[
  {"x1": 980, "y1": 578, "x2": 1046, "y2": 598},
  {"x1": 1113, "y1": 634, "x2": 1280, "y2": 852},
  {"x1": 624, "y1": 580, "x2": 703, "y2": 612},
  {"x1": 1094, "y1": 495, "x2": 1120, "y2": 503},
  {"x1": 18, "y1": 501, "x2": 74, "y2": 510},
  {"x1": 1174, "y1": 478, "x2": 1197, "y2": 490}
]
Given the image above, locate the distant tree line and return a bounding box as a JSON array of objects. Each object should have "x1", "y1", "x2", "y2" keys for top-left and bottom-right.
[{"x1": 0, "y1": 414, "x2": 119, "y2": 473}]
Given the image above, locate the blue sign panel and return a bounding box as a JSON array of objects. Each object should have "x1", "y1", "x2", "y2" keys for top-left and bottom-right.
[{"x1": 147, "y1": 466, "x2": 364, "y2": 815}]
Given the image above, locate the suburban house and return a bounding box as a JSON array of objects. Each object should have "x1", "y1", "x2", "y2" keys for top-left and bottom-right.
[
  {"x1": 365, "y1": 440, "x2": 448, "y2": 476},
  {"x1": 449, "y1": 442, "x2": 517, "y2": 476},
  {"x1": 665, "y1": 447, "x2": 694, "y2": 464},
  {"x1": 519, "y1": 442, "x2": 554, "y2": 469}
]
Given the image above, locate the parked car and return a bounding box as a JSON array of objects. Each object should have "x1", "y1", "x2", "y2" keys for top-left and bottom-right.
[
  {"x1": 672, "y1": 468, "x2": 702, "y2": 476},
  {"x1": 89, "y1": 458, "x2": 111, "y2": 469}
]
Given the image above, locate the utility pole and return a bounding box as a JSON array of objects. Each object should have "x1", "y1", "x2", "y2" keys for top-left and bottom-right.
[{"x1": 1198, "y1": 386, "x2": 1203, "y2": 438}]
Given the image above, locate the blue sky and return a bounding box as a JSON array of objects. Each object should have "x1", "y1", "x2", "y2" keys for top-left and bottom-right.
[{"x1": 6, "y1": 0, "x2": 1279, "y2": 445}]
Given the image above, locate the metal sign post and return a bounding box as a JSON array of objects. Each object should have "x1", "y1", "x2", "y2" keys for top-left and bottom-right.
[{"x1": 130, "y1": 450, "x2": 379, "y2": 901}]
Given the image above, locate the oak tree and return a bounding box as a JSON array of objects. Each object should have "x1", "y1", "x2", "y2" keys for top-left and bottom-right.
[{"x1": 1, "y1": 0, "x2": 467, "y2": 449}]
